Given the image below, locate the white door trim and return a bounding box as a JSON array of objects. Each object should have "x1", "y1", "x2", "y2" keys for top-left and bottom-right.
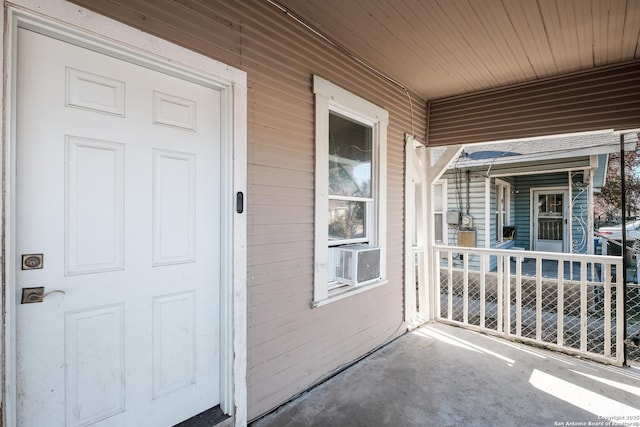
[{"x1": 1, "y1": 1, "x2": 247, "y2": 426}]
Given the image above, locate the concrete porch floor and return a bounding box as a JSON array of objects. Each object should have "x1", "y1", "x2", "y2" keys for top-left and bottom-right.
[{"x1": 251, "y1": 323, "x2": 640, "y2": 427}]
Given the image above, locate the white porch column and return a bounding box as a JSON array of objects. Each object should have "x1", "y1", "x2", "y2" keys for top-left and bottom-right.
[
  {"x1": 588, "y1": 156, "x2": 597, "y2": 255},
  {"x1": 404, "y1": 134, "x2": 418, "y2": 323},
  {"x1": 425, "y1": 145, "x2": 463, "y2": 320}
]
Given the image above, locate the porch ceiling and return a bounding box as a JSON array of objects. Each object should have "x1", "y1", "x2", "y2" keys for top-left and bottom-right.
[{"x1": 275, "y1": 0, "x2": 640, "y2": 100}]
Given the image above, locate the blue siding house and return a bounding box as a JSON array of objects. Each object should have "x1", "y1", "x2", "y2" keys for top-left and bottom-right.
[{"x1": 436, "y1": 132, "x2": 633, "y2": 271}]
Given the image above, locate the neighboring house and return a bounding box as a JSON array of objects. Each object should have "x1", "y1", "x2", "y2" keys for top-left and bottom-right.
[
  {"x1": 436, "y1": 132, "x2": 634, "y2": 270},
  {"x1": 1, "y1": 1, "x2": 639, "y2": 427}
]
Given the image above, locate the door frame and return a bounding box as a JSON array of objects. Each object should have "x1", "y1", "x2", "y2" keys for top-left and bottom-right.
[
  {"x1": 1, "y1": 1, "x2": 248, "y2": 426},
  {"x1": 530, "y1": 187, "x2": 569, "y2": 252}
]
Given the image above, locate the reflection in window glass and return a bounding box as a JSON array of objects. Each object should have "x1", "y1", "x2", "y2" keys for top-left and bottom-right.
[
  {"x1": 434, "y1": 186, "x2": 443, "y2": 211},
  {"x1": 495, "y1": 180, "x2": 510, "y2": 242},
  {"x1": 435, "y1": 214, "x2": 443, "y2": 243},
  {"x1": 328, "y1": 199, "x2": 366, "y2": 241},
  {"x1": 329, "y1": 113, "x2": 372, "y2": 198},
  {"x1": 538, "y1": 194, "x2": 563, "y2": 216}
]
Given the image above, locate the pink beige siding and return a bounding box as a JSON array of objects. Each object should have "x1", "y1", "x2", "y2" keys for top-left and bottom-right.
[
  {"x1": 428, "y1": 61, "x2": 640, "y2": 146},
  {"x1": 70, "y1": 0, "x2": 426, "y2": 419}
]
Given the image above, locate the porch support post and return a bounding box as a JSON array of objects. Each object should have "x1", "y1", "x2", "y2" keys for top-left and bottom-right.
[
  {"x1": 588, "y1": 157, "x2": 596, "y2": 255},
  {"x1": 620, "y1": 133, "x2": 628, "y2": 365},
  {"x1": 404, "y1": 134, "x2": 431, "y2": 323},
  {"x1": 404, "y1": 134, "x2": 418, "y2": 323},
  {"x1": 426, "y1": 145, "x2": 463, "y2": 321},
  {"x1": 418, "y1": 143, "x2": 429, "y2": 320},
  {"x1": 568, "y1": 171, "x2": 573, "y2": 254},
  {"x1": 484, "y1": 176, "x2": 491, "y2": 273}
]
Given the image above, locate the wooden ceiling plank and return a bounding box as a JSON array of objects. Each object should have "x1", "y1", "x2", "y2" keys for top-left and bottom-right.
[
  {"x1": 537, "y1": 0, "x2": 570, "y2": 71},
  {"x1": 430, "y1": 2, "x2": 501, "y2": 92},
  {"x1": 333, "y1": 0, "x2": 456, "y2": 95},
  {"x1": 554, "y1": 0, "x2": 583, "y2": 72},
  {"x1": 501, "y1": 0, "x2": 557, "y2": 77},
  {"x1": 637, "y1": 15, "x2": 640, "y2": 60},
  {"x1": 366, "y1": 0, "x2": 456, "y2": 87},
  {"x1": 467, "y1": 0, "x2": 537, "y2": 82},
  {"x1": 449, "y1": 0, "x2": 518, "y2": 85},
  {"x1": 394, "y1": 0, "x2": 471, "y2": 69},
  {"x1": 592, "y1": 0, "x2": 608, "y2": 65},
  {"x1": 608, "y1": 0, "x2": 628, "y2": 63},
  {"x1": 399, "y1": 0, "x2": 481, "y2": 97},
  {"x1": 429, "y1": 0, "x2": 494, "y2": 87},
  {"x1": 572, "y1": 0, "x2": 596, "y2": 68},
  {"x1": 409, "y1": 0, "x2": 484, "y2": 94},
  {"x1": 621, "y1": 0, "x2": 640, "y2": 59},
  {"x1": 279, "y1": 0, "x2": 398, "y2": 75}
]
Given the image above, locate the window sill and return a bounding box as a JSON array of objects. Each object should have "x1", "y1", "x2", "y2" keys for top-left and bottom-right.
[
  {"x1": 496, "y1": 240, "x2": 515, "y2": 249},
  {"x1": 311, "y1": 279, "x2": 388, "y2": 308}
]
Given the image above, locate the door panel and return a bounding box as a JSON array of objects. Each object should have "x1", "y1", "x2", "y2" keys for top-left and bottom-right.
[
  {"x1": 65, "y1": 136, "x2": 125, "y2": 274},
  {"x1": 16, "y1": 28, "x2": 221, "y2": 426}
]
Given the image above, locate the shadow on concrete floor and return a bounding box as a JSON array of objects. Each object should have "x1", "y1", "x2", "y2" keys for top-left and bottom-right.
[{"x1": 251, "y1": 323, "x2": 640, "y2": 427}]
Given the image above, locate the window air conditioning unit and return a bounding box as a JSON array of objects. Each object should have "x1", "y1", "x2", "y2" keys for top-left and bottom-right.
[{"x1": 335, "y1": 244, "x2": 381, "y2": 286}]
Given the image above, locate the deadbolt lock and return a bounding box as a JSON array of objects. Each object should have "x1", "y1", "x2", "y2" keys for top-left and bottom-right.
[{"x1": 22, "y1": 254, "x2": 43, "y2": 270}]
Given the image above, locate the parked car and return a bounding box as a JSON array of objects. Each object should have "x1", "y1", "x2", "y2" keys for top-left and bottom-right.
[
  {"x1": 597, "y1": 219, "x2": 640, "y2": 262},
  {"x1": 597, "y1": 219, "x2": 640, "y2": 241}
]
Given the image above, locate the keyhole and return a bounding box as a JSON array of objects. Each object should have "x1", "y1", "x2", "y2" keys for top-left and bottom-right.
[{"x1": 21, "y1": 254, "x2": 43, "y2": 270}]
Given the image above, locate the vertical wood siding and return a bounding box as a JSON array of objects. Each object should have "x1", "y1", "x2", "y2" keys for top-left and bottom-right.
[
  {"x1": 69, "y1": 0, "x2": 425, "y2": 419},
  {"x1": 428, "y1": 61, "x2": 640, "y2": 146}
]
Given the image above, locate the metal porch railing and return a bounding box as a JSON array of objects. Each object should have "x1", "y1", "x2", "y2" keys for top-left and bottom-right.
[{"x1": 434, "y1": 245, "x2": 627, "y2": 366}]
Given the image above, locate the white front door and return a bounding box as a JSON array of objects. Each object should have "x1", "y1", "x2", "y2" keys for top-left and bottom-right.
[
  {"x1": 533, "y1": 190, "x2": 567, "y2": 252},
  {"x1": 16, "y1": 28, "x2": 222, "y2": 426}
]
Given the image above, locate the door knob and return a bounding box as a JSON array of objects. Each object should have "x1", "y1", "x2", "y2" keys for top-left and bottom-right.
[{"x1": 21, "y1": 287, "x2": 66, "y2": 304}]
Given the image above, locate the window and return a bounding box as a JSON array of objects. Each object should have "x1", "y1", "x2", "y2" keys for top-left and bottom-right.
[
  {"x1": 433, "y1": 181, "x2": 447, "y2": 244},
  {"x1": 495, "y1": 179, "x2": 510, "y2": 242},
  {"x1": 313, "y1": 76, "x2": 388, "y2": 306},
  {"x1": 328, "y1": 113, "x2": 372, "y2": 244}
]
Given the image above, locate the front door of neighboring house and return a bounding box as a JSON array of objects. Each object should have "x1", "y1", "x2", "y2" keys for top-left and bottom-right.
[
  {"x1": 533, "y1": 190, "x2": 568, "y2": 252},
  {"x1": 16, "y1": 28, "x2": 222, "y2": 426}
]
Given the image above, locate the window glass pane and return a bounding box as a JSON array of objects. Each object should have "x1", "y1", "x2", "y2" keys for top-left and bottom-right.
[
  {"x1": 434, "y1": 214, "x2": 443, "y2": 243},
  {"x1": 538, "y1": 194, "x2": 563, "y2": 216},
  {"x1": 329, "y1": 199, "x2": 366, "y2": 241},
  {"x1": 434, "y1": 184, "x2": 443, "y2": 211},
  {"x1": 329, "y1": 113, "x2": 372, "y2": 198}
]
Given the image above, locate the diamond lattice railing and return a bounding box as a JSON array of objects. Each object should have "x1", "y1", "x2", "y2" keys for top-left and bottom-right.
[
  {"x1": 436, "y1": 246, "x2": 625, "y2": 365},
  {"x1": 627, "y1": 283, "x2": 640, "y2": 363}
]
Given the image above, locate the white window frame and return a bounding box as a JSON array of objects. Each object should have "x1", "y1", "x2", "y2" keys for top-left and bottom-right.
[
  {"x1": 313, "y1": 76, "x2": 388, "y2": 306},
  {"x1": 495, "y1": 178, "x2": 511, "y2": 243}
]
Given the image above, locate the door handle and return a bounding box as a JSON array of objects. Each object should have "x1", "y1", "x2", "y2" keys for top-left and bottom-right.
[{"x1": 21, "y1": 287, "x2": 66, "y2": 304}]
